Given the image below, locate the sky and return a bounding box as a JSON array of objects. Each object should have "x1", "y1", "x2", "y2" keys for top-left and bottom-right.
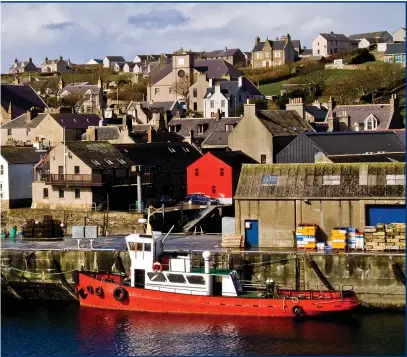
[{"x1": 1, "y1": 2, "x2": 405, "y2": 72}]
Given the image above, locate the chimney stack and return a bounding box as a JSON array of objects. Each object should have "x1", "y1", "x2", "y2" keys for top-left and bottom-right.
[
  {"x1": 147, "y1": 126, "x2": 153, "y2": 143},
  {"x1": 209, "y1": 78, "x2": 214, "y2": 87},
  {"x1": 243, "y1": 98, "x2": 256, "y2": 118},
  {"x1": 285, "y1": 97, "x2": 305, "y2": 120},
  {"x1": 14, "y1": 58, "x2": 18, "y2": 64},
  {"x1": 26, "y1": 109, "x2": 32, "y2": 122},
  {"x1": 327, "y1": 97, "x2": 338, "y2": 131},
  {"x1": 285, "y1": 34, "x2": 291, "y2": 44},
  {"x1": 255, "y1": 36, "x2": 260, "y2": 45}
]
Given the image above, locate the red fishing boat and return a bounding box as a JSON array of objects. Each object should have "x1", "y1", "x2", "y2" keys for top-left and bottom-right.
[{"x1": 74, "y1": 232, "x2": 360, "y2": 317}]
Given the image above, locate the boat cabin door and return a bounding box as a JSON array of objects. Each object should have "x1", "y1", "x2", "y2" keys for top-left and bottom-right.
[{"x1": 134, "y1": 269, "x2": 145, "y2": 288}]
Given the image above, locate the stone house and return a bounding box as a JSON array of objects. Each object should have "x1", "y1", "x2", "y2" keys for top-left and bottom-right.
[
  {"x1": 103, "y1": 56, "x2": 126, "y2": 68},
  {"x1": 57, "y1": 78, "x2": 106, "y2": 114},
  {"x1": 228, "y1": 102, "x2": 314, "y2": 164},
  {"x1": 41, "y1": 56, "x2": 73, "y2": 73},
  {"x1": 1, "y1": 84, "x2": 47, "y2": 125},
  {"x1": 0, "y1": 146, "x2": 43, "y2": 209},
  {"x1": 203, "y1": 48, "x2": 246, "y2": 66},
  {"x1": 1, "y1": 111, "x2": 48, "y2": 146},
  {"x1": 9, "y1": 58, "x2": 40, "y2": 74},
  {"x1": 203, "y1": 77, "x2": 264, "y2": 117},
  {"x1": 276, "y1": 131, "x2": 406, "y2": 164},
  {"x1": 285, "y1": 96, "x2": 403, "y2": 132},
  {"x1": 234, "y1": 162, "x2": 405, "y2": 247},
  {"x1": 251, "y1": 35, "x2": 296, "y2": 68},
  {"x1": 31, "y1": 113, "x2": 101, "y2": 149},
  {"x1": 312, "y1": 32, "x2": 351, "y2": 56},
  {"x1": 384, "y1": 43, "x2": 406, "y2": 67},
  {"x1": 348, "y1": 31, "x2": 393, "y2": 48},
  {"x1": 392, "y1": 27, "x2": 406, "y2": 43},
  {"x1": 32, "y1": 141, "x2": 135, "y2": 210},
  {"x1": 147, "y1": 53, "x2": 242, "y2": 104}
]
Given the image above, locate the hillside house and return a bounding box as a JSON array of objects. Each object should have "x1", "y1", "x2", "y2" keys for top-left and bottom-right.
[
  {"x1": 312, "y1": 32, "x2": 351, "y2": 56},
  {"x1": 392, "y1": 27, "x2": 406, "y2": 43},
  {"x1": 103, "y1": 56, "x2": 126, "y2": 68},
  {"x1": 251, "y1": 35, "x2": 296, "y2": 68},
  {"x1": 9, "y1": 58, "x2": 40, "y2": 74},
  {"x1": 41, "y1": 56, "x2": 72, "y2": 73},
  {"x1": 203, "y1": 48, "x2": 246, "y2": 66}
]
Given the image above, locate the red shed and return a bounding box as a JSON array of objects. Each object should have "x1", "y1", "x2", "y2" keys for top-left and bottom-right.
[{"x1": 187, "y1": 151, "x2": 257, "y2": 204}]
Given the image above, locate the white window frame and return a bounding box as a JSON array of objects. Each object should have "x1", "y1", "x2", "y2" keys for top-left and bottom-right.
[
  {"x1": 322, "y1": 175, "x2": 341, "y2": 185},
  {"x1": 386, "y1": 174, "x2": 405, "y2": 186},
  {"x1": 274, "y1": 51, "x2": 281, "y2": 58},
  {"x1": 221, "y1": 100, "x2": 225, "y2": 108},
  {"x1": 261, "y1": 175, "x2": 279, "y2": 185},
  {"x1": 178, "y1": 58, "x2": 185, "y2": 65},
  {"x1": 364, "y1": 114, "x2": 378, "y2": 130},
  {"x1": 256, "y1": 52, "x2": 261, "y2": 59},
  {"x1": 210, "y1": 100, "x2": 214, "y2": 108},
  {"x1": 154, "y1": 88, "x2": 160, "y2": 95}
]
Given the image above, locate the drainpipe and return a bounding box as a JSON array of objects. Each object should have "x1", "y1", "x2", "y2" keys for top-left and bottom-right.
[{"x1": 137, "y1": 169, "x2": 142, "y2": 213}]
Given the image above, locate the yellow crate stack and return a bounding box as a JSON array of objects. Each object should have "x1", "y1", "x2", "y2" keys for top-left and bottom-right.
[
  {"x1": 296, "y1": 224, "x2": 317, "y2": 249},
  {"x1": 331, "y1": 227, "x2": 348, "y2": 250}
]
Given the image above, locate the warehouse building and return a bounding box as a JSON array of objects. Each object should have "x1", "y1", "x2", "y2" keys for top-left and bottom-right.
[{"x1": 234, "y1": 163, "x2": 406, "y2": 247}]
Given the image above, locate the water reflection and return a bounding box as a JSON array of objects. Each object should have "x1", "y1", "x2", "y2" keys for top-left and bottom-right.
[{"x1": 76, "y1": 307, "x2": 369, "y2": 356}]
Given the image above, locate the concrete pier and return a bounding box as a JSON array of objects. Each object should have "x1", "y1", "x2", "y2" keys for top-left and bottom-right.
[{"x1": 1, "y1": 235, "x2": 405, "y2": 310}]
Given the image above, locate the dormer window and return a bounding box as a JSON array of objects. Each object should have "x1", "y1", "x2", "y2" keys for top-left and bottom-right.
[
  {"x1": 364, "y1": 114, "x2": 378, "y2": 130},
  {"x1": 197, "y1": 124, "x2": 208, "y2": 134}
]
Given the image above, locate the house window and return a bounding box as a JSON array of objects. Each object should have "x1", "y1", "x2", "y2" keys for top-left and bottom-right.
[
  {"x1": 220, "y1": 168, "x2": 224, "y2": 176},
  {"x1": 0, "y1": 165, "x2": 3, "y2": 175},
  {"x1": 317, "y1": 49, "x2": 320, "y2": 54},
  {"x1": 193, "y1": 88, "x2": 197, "y2": 98},
  {"x1": 323, "y1": 175, "x2": 341, "y2": 185},
  {"x1": 334, "y1": 48, "x2": 338, "y2": 53},
  {"x1": 225, "y1": 124, "x2": 234, "y2": 132},
  {"x1": 260, "y1": 155, "x2": 266, "y2": 164},
  {"x1": 386, "y1": 175, "x2": 405, "y2": 186},
  {"x1": 365, "y1": 115, "x2": 378, "y2": 130},
  {"x1": 195, "y1": 168, "x2": 199, "y2": 176},
  {"x1": 256, "y1": 52, "x2": 261, "y2": 59},
  {"x1": 178, "y1": 58, "x2": 185, "y2": 65},
  {"x1": 26, "y1": 128, "x2": 30, "y2": 135},
  {"x1": 274, "y1": 52, "x2": 280, "y2": 58},
  {"x1": 154, "y1": 88, "x2": 160, "y2": 95},
  {"x1": 210, "y1": 100, "x2": 214, "y2": 108},
  {"x1": 197, "y1": 124, "x2": 208, "y2": 134},
  {"x1": 74, "y1": 166, "x2": 80, "y2": 174},
  {"x1": 169, "y1": 87, "x2": 174, "y2": 94},
  {"x1": 193, "y1": 102, "x2": 197, "y2": 111},
  {"x1": 265, "y1": 52, "x2": 269, "y2": 58},
  {"x1": 75, "y1": 189, "x2": 81, "y2": 199},
  {"x1": 59, "y1": 189, "x2": 64, "y2": 198},
  {"x1": 221, "y1": 100, "x2": 225, "y2": 108},
  {"x1": 395, "y1": 55, "x2": 402, "y2": 63},
  {"x1": 212, "y1": 186, "x2": 216, "y2": 194},
  {"x1": 43, "y1": 188, "x2": 49, "y2": 199},
  {"x1": 7, "y1": 129, "x2": 11, "y2": 136},
  {"x1": 262, "y1": 175, "x2": 279, "y2": 185}
]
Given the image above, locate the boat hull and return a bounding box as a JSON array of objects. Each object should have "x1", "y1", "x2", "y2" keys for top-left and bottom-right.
[{"x1": 76, "y1": 273, "x2": 361, "y2": 317}]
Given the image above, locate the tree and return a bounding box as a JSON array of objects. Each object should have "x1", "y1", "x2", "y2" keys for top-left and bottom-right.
[
  {"x1": 171, "y1": 75, "x2": 195, "y2": 109},
  {"x1": 58, "y1": 93, "x2": 83, "y2": 113}
]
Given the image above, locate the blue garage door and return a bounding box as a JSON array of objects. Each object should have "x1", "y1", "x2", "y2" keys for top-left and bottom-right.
[
  {"x1": 245, "y1": 220, "x2": 259, "y2": 247},
  {"x1": 366, "y1": 205, "x2": 406, "y2": 226}
]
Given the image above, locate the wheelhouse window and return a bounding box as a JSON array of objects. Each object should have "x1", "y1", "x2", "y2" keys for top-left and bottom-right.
[
  {"x1": 136, "y1": 243, "x2": 143, "y2": 251},
  {"x1": 144, "y1": 243, "x2": 152, "y2": 252},
  {"x1": 261, "y1": 175, "x2": 279, "y2": 185},
  {"x1": 323, "y1": 175, "x2": 341, "y2": 185},
  {"x1": 167, "y1": 274, "x2": 186, "y2": 284},
  {"x1": 147, "y1": 272, "x2": 167, "y2": 282},
  {"x1": 186, "y1": 275, "x2": 206, "y2": 285}
]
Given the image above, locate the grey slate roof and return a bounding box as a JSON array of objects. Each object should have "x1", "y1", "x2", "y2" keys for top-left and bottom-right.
[
  {"x1": 319, "y1": 33, "x2": 350, "y2": 41},
  {"x1": 66, "y1": 141, "x2": 133, "y2": 169},
  {"x1": 384, "y1": 43, "x2": 406, "y2": 55},
  {"x1": 332, "y1": 104, "x2": 393, "y2": 130},
  {"x1": 305, "y1": 131, "x2": 406, "y2": 155},
  {"x1": 93, "y1": 126, "x2": 121, "y2": 140},
  {"x1": 252, "y1": 40, "x2": 287, "y2": 52},
  {"x1": 168, "y1": 116, "x2": 242, "y2": 140},
  {"x1": 51, "y1": 114, "x2": 101, "y2": 129},
  {"x1": 204, "y1": 77, "x2": 263, "y2": 99},
  {"x1": 1, "y1": 113, "x2": 47, "y2": 129},
  {"x1": 305, "y1": 105, "x2": 328, "y2": 121},
  {"x1": 150, "y1": 59, "x2": 242, "y2": 85},
  {"x1": 301, "y1": 49, "x2": 313, "y2": 56},
  {"x1": 348, "y1": 31, "x2": 388, "y2": 41},
  {"x1": 59, "y1": 84, "x2": 101, "y2": 96},
  {"x1": 235, "y1": 163, "x2": 406, "y2": 199},
  {"x1": 106, "y1": 56, "x2": 125, "y2": 62},
  {"x1": 1, "y1": 85, "x2": 47, "y2": 119},
  {"x1": 201, "y1": 131, "x2": 230, "y2": 147},
  {"x1": 204, "y1": 48, "x2": 241, "y2": 58},
  {"x1": 394, "y1": 130, "x2": 406, "y2": 148},
  {"x1": 210, "y1": 151, "x2": 258, "y2": 168},
  {"x1": 1, "y1": 146, "x2": 42, "y2": 164},
  {"x1": 257, "y1": 110, "x2": 315, "y2": 136}
]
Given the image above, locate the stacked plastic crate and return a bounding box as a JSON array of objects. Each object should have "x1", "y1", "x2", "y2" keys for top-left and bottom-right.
[
  {"x1": 331, "y1": 227, "x2": 348, "y2": 250},
  {"x1": 296, "y1": 224, "x2": 317, "y2": 249}
]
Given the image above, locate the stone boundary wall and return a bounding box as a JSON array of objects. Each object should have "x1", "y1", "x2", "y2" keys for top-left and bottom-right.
[{"x1": 1, "y1": 209, "x2": 144, "y2": 235}]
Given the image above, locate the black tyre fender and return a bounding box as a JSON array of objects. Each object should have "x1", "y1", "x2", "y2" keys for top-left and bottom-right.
[
  {"x1": 95, "y1": 286, "x2": 104, "y2": 297},
  {"x1": 292, "y1": 305, "x2": 303, "y2": 316},
  {"x1": 86, "y1": 285, "x2": 94, "y2": 294},
  {"x1": 113, "y1": 287, "x2": 128, "y2": 301}
]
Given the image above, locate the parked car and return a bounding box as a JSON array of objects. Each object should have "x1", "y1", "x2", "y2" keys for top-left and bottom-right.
[
  {"x1": 185, "y1": 193, "x2": 220, "y2": 205},
  {"x1": 154, "y1": 195, "x2": 177, "y2": 207}
]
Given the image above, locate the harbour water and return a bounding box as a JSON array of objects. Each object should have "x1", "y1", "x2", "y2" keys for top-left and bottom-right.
[{"x1": 1, "y1": 301, "x2": 405, "y2": 356}]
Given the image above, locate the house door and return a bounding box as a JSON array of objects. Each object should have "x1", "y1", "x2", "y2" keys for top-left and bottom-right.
[
  {"x1": 265, "y1": 61, "x2": 270, "y2": 68},
  {"x1": 245, "y1": 220, "x2": 259, "y2": 247},
  {"x1": 58, "y1": 166, "x2": 64, "y2": 180}
]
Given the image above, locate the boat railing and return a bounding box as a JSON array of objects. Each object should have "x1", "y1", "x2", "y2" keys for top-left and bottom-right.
[{"x1": 240, "y1": 280, "x2": 265, "y2": 290}]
